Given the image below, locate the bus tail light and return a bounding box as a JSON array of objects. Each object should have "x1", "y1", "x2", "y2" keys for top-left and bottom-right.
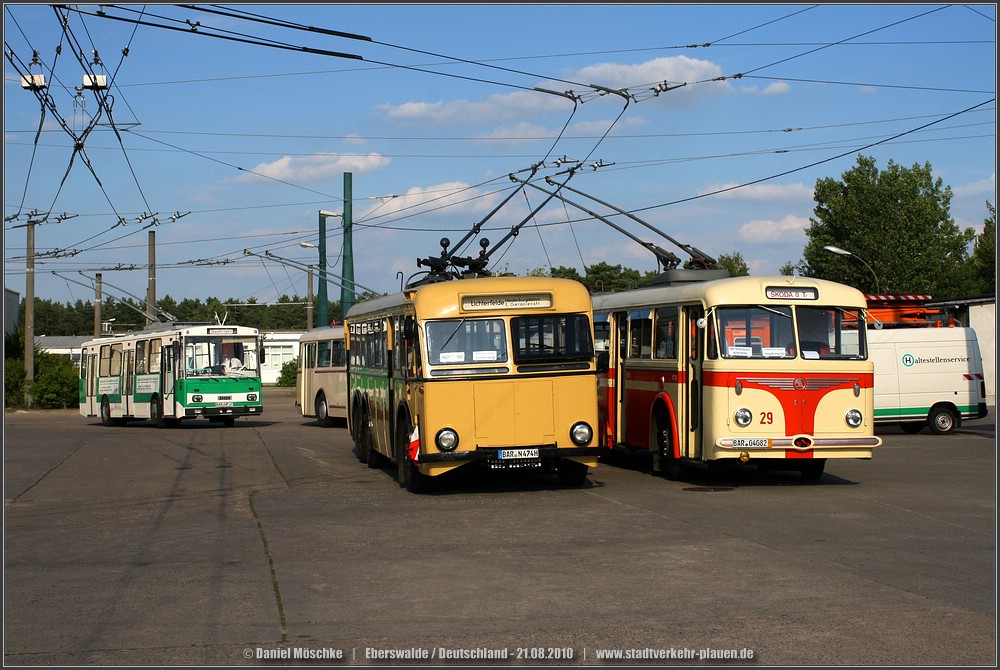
[
  {"x1": 845, "y1": 409, "x2": 863, "y2": 428},
  {"x1": 436, "y1": 428, "x2": 459, "y2": 451},
  {"x1": 570, "y1": 422, "x2": 593, "y2": 446},
  {"x1": 734, "y1": 408, "x2": 752, "y2": 427}
]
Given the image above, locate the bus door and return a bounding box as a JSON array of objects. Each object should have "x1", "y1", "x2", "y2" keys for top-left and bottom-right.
[
  {"x1": 161, "y1": 341, "x2": 177, "y2": 417},
  {"x1": 122, "y1": 349, "x2": 135, "y2": 416},
  {"x1": 682, "y1": 306, "x2": 704, "y2": 459},
  {"x1": 612, "y1": 311, "x2": 629, "y2": 445}
]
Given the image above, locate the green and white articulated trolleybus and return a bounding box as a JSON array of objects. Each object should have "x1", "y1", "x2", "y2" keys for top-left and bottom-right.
[{"x1": 79, "y1": 322, "x2": 265, "y2": 427}]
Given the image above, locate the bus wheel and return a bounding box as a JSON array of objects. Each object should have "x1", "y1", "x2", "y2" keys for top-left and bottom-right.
[
  {"x1": 150, "y1": 395, "x2": 166, "y2": 429},
  {"x1": 222, "y1": 417, "x2": 235, "y2": 427},
  {"x1": 652, "y1": 420, "x2": 681, "y2": 480},
  {"x1": 929, "y1": 405, "x2": 957, "y2": 435},
  {"x1": 315, "y1": 393, "x2": 333, "y2": 427},
  {"x1": 799, "y1": 459, "x2": 826, "y2": 480},
  {"x1": 900, "y1": 422, "x2": 924, "y2": 434},
  {"x1": 100, "y1": 396, "x2": 114, "y2": 427},
  {"x1": 557, "y1": 459, "x2": 589, "y2": 487},
  {"x1": 355, "y1": 408, "x2": 371, "y2": 464},
  {"x1": 396, "y1": 419, "x2": 431, "y2": 493}
]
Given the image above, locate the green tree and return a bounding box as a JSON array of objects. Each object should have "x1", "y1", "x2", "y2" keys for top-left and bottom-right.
[
  {"x1": 30, "y1": 350, "x2": 79, "y2": 409},
  {"x1": 968, "y1": 201, "x2": 996, "y2": 295},
  {"x1": 715, "y1": 252, "x2": 750, "y2": 277},
  {"x1": 801, "y1": 155, "x2": 975, "y2": 296}
]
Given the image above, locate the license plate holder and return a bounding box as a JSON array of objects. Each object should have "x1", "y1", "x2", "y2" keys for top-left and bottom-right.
[
  {"x1": 732, "y1": 438, "x2": 770, "y2": 449},
  {"x1": 498, "y1": 448, "x2": 540, "y2": 460}
]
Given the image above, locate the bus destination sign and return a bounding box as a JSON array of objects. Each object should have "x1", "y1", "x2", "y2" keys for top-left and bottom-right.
[
  {"x1": 462, "y1": 294, "x2": 553, "y2": 311},
  {"x1": 765, "y1": 287, "x2": 818, "y2": 301}
]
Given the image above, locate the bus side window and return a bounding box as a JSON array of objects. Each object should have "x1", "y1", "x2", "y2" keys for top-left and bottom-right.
[
  {"x1": 317, "y1": 340, "x2": 331, "y2": 368},
  {"x1": 110, "y1": 343, "x2": 123, "y2": 376},
  {"x1": 149, "y1": 341, "x2": 161, "y2": 373},
  {"x1": 331, "y1": 339, "x2": 345, "y2": 367},
  {"x1": 628, "y1": 312, "x2": 652, "y2": 359},
  {"x1": 135, "y1": 340, "x2": 147, "y2": 374},
  {"x1": 654, "y1": 307, "x2": 678, "y2": 359}
]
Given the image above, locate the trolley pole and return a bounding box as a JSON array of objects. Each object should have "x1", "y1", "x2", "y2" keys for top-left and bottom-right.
[{"x1": 341, "y1": 172, "x2": 355, "y2": 320}]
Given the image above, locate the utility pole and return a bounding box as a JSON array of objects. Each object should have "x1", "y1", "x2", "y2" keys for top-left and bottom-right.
[
  {"x1": 341, "y1": 172, "x2": 355, "y2": 319},
  {"x1": 23, "y1": 219, "x2": 35, "y2": 408},
  {"x1": 305, "y1": 266, "x2": 314, "y2": 331},
  {"x1": 317, "y1": 212, "x2": 331, "y2": 328},
  {"x1": 94, "y1": 273, "x2": 102, "y2": 337},
  {"x1": 146, "y1": 230, "x2": 156, "y2": 327}
]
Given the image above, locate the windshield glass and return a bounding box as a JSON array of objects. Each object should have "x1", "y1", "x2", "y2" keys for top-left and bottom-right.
[
  {"x1": 511, "y1": 314, "x2": 594, "y2": 364},
  {"x1": 714, "y1": 305, "x2": 866, "y2": 360},
  {"x1": 184, "y1": 336, "x2": 259, "y2": 376},
  {"x1": 425, "y1": 318, "x2": 508, "y2": 366}
]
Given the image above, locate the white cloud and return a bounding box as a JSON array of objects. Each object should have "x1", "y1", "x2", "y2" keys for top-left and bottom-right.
[
  {"x1": 952, "y1": 172, "x2": 996, "y2": 199},
  {"x1": 358, "y1": 181, "x2": 501, "y2": 220},
  {"x1": 739, "y1": 81, "x2": 790, "y2": 96},
  {"x1": 233, "y1": 153, "x2": 390, "y2": 183},
  {"x1": 377, "y1": 55, "x2": 727, "y2": 125},
  {"x1": 739, "y1": 214, "x2": 810, "y2": 243},
  {"x1": 697, "y1": 182, "x2": 814, "y2": 201}
]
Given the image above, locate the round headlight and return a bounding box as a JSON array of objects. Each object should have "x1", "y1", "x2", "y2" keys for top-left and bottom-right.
[
  {"x1": 435, "y1": 428, "x2": 459, "y2": 451},
  {"x1": 192, "y1": 394, "x2": 203, "y2": 403},
  {"x1": 845, "y1": 409, "x2": 863, "y2": 428},
  {"x1": 247, "y1": 393, "x2": 257, "y2": 402},
  {"x1": 734, "y1": 407, "x2": 752, "y2": 427},
  {"x1": 570, "y1": 422, "x2": 593, "y2": 446}
]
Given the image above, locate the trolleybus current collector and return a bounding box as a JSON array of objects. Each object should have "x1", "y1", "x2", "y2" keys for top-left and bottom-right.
[
  {"x1": 79, "y1": 321, "x2": 264, "y2": 427},
  {"x1": 345, "y1": 275, "x2": 601, "y2": 492},
  {"x1": 593, "y1": 272, "x2": 882, "y2": 480}
]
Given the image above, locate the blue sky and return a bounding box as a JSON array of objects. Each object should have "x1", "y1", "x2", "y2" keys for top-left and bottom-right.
[{"x1": 4, "y1": 3, "x2": 996, "y2": 312}]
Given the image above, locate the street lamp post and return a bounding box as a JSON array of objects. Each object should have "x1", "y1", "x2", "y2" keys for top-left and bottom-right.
[
  {"x1": 823, "y1": 245, "x2": 881, "y2": 293},
  {"x1": 317, "y1": 210, "x2": 341, "y2": 327}
]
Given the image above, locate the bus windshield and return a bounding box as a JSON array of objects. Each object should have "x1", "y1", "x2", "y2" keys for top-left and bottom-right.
[
  {"x1": 714, "y1": 305, "x2": 865, "y2": 360},
  {"x1": 185, "y1": 335, "x2": 260, "y2": 376},
  {"x1": 426, "y1": 318, "x2": 508, "y2": 367}
]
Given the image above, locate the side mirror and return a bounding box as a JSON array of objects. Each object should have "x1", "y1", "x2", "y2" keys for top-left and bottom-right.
[
  {"x1": 403, "y1": 315, "x2": 416, "y2": 341},
  {"x1": 596, "y1": 351, "x2": 610, "y2": 373},
  {"x1": 259, "y1": 346, "x2": 266, "y2": 364}
]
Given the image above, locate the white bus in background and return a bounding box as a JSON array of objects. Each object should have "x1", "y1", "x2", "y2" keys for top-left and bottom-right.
[
  {"x1": 297, "y1": 326, "x2": 347, "y2": 427},
  {"x1": 868, "y1": 327, "x2": 988, "y2": 434}
]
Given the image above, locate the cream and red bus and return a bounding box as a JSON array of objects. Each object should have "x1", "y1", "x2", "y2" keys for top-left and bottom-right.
[
  {"x1": 345, "y1": 275, "x2": 600, "y2": 492},
  {"x1": 592, "y1": 272, "x2": 882, "y2": 480}
]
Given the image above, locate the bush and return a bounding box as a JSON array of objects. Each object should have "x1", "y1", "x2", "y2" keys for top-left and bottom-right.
[
  {"x1": 31, "y1": 352, "x2": 81, "y2": 409},
  {"x1": 275, "y1": 359, "x2": 298, "y2": 387},
  {"x1": 5, "y1": 357, "x2": 26, "y2": 408}
]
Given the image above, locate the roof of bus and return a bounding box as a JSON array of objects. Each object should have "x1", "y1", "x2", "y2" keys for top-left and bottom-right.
[
  {"x1": 298, "y1": 324, "x2": 345, "y2": 341},
  {"x1": 592, "y1": 275, "x2": 868, "y2": 313},
  {"x1": 345, "y1": 275, "x2": 592, "y2": 321},
  {"x1": 80, "y1": 321, "x2": 260, "y2": 346}
]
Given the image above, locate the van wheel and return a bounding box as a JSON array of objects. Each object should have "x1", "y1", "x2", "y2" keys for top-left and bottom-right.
[{"x1": 929, "y1": 406, "x2": 957, "y2": 435}]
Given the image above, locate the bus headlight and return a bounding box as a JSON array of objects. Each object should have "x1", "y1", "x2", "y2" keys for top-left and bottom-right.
[
  {"x1": 734, "y1": 408, "x2": 752, "y2": 427},
  {"x1": 435, "y1": 428, "x2": 459, "y2": 451},
  {"x1": 247, "y1": 393, "x2": 257, "y2": 402},
  {"x1": 845, "y1": 409, "x2": 863, "y2": 428},
  {"x1": 192, "y1": 394, "x2": 203, "y2": 403},
  {"x1": 570, "y1": 422, "x2": 593, "y2": 446}
]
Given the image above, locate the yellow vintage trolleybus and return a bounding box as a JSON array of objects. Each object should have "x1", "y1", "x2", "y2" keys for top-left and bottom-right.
[
  {"x1": 79, "y1": 321, "x2": 264, "y2": 427},
  {"x1": 593, "y1": 272, "x2": 882, "y2": 480},
  {"x1": 345, "y1": 275, "x2": 601, "y2": 492}
]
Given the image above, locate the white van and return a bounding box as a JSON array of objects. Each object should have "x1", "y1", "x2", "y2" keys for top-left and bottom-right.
[{"x1": 868, "y1": 327, "x2": 989, "y2": 434}]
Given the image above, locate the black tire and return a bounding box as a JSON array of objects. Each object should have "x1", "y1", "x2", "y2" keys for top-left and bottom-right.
[
  {"x1": 929, "y1": 406, "x2": 957, "y2": 435},
  {"x1": 150, "y1": 395, "x2": 167, "y2": 429},
  {"x1": 353, "y1": 404, "x2": 370, "y2": 464},
  {"x1": 900, "y1": 422, "x2": 924, "y2": 434},
  {"x1": 557, "y1": 459, "x2": 589, "y2": 487},
  {"x1": 799, "y1": 459, "x2": 826, "y2": 480},
  {"x1": 100, "y1": 396, "x2": 114, "y2": 427},
  {"x1": 315, "y1": 393, "x2": 333, "y2": 427},
  {"x1": 396, "y1": 417, "x2": 431, "y2": 493},
  {"x1": 651, "y1": 417, "x2": 681, "y2": 480},
  {"x1": 222, "y1": 416, "x2": 235, "y2": 427}
]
